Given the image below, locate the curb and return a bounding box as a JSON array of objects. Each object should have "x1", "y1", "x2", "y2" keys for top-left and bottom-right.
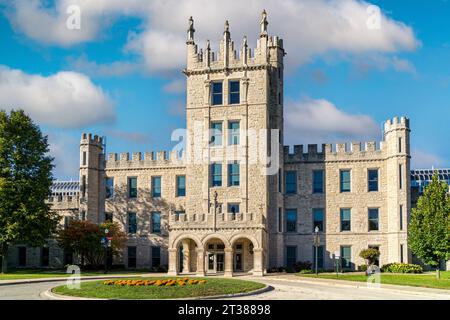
[
  {"x1": 0, "y1": 274, "x2": 156, "y2": 287},
  {"x1": 43, "y1": 283, "x2": 273, "y2": 300}
]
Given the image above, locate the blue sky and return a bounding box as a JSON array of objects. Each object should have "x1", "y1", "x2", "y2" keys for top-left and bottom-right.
[{"x1": 0, "y1": 0, "x2": 449, "y2": 179}]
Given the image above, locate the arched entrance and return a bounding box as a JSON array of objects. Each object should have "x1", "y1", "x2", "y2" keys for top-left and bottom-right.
[
  {"x1": 177, "y1": 238, "x2": 198, "y2": 274},
  {"x1": 204, "y1": 237, "x2": 226, "y2": 274},
  {"x1": 230, "y1": 235, "x2": 263, "y2": 276}
]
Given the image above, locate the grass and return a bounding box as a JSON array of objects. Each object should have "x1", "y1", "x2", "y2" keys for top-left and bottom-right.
[
  {"x1": 297, "y1": 271, "x2": 450, "y2": 290},
  {"x1": 53, "y1": 277, "x2": 266, "y2": 299},
  {"x1": 0, "y1": 268, "x2": 150, "y2": 280}
]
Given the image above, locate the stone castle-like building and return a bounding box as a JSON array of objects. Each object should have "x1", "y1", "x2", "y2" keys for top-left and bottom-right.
[{"x1": 7, "y1": 12, "x2": 414, "y2": 275}]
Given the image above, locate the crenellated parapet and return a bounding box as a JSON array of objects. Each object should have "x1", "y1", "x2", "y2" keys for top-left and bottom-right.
[
  {"x1": 105, "y1": 150, "x2": 186, "y2": 169},
  {"x1": 383, "y1": 116, "x2": 410, "y2": 134},
  {"x1": 80, "y1": 133, "x2": 103, "y2": 146},
  {"x1": 284, "y1": 141, "x2": 385, "y2": 163},
  {"x1": 185, "y1": 10, "x2": 284, "y2": 74}
]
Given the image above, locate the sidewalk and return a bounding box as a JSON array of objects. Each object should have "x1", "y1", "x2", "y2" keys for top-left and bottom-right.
[
  {"x1": 259, "y1": 273, "x2": 450, "y2": 299},
  {"x1": 0, "y1": 273, "x2": 167, "y2": 286}
]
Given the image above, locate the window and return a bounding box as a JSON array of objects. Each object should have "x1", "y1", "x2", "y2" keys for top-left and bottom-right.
[
  {"x1": 286, "y1": 246, "x2": 297, "y2": 268},
  {"x1": 228, "y1": 121, "x2": 240, "y2": 145},
  {"x1": 368, "y1": 169, "x2": 379, "y2": 192},
  {"x1": 152, "y1": 212, "x2": 161, "y2": 234},
  {"x1": 128, "y1": 212, "x2": 137, "y2": 234},
  {"x1": 399, "y1": 205, "x2": 404, "y2": 231},
  {"x1": 152, "y1": 176, "x2": 161, "y2": 198},
  {"x1": 176, "y1": 175, "x2": 186, "y2": 197},
  {"x1": 278, "y1": 208, "x2": 282, "y2": 232},
  {"x1": 175, "y1": 211, "x2": 185, "y2": 217},
  {"x1": 368, "y1": 208, "x2": 379, "y2": 231},
  {"x1": 229, "y1": 80, "x2": 240, "y2": 104},
  {"x1": 105, "y1": 212, "x2": 113, "y2": 222},
  {"x1": 211, "y1": 81, "x2": 223, "y2": 105},
  {"x1": 228, "y1": 162, "x2": 240, "y2": 186},
  {"x1": 41, "y1": 247, "x2": 49, "y2": 267},
  {"x1": 80, "y1": 211, "x2": 86, "y2": 221},
  {"x1": 81, "y1": 175, "x2": 86, "y2": 198},
  {"x1": 340, "y1": 246, "x2": 352, "y2": 269},
  {"x1": 340, "y1": 170, "x2": 351, "y2": 192},
  {"x1": 285, "y1": 170, "x2": 297, "y2": 194},
  {"x1": 82, "y1": 151, "x2": 87, "y2": 166},
  {"x1": 368, "y1": 245, "x2": 380, "y2": 266},
  {"x1": 128, "y1": 246, "x2": 137, "y2": 268},
  {"x1": 128, "y1": 177, "x2": 137, "y2": 198},
  {"x1": 151, "y1": 247, "x2": 161, "y2": 268},
  {"x1": 399, "y1": 164, "x2": 403, "y2": 189},
  {"x1": 313, "y1": 209, "x2": 324, "y2": 232},
  {"x1": 313, "y1": 170, "x2": 324, "y2": 193},
  {"x1": 18, "y1": 247, "x2": 26, "y2": 267},
  {"x1": 63, "y1": 250, "x2": 73, "y2": 265},
  {"x1": 210, "y1": 122, "x2": 222, "y2": 146},
  {"x1": 278, "y1": 169, "x2": 282, "y2": 192},
  {"x1": 105, "y1": 177, "x2": 114, "y2": 198},
  {"x1": 340, "y1": 208, "x2": 351, "y2": 231},
  {"x1": 211, "y1": 163, "x2": 222, "y2": 187},
  {"x1": 400, "y1": 244, "x2": 404, "y2": 263},
  {"x1": 313, "y1": 245, "x2": 324, "y2": 269},
  {"x1": 228, "y1": 203, "x2": 240, "y2": 214},
  {"x1": 286, "y1": 209, "x2": 297, "y2": 232},
  {"x1": 398, "y1": 137, "x2": 403, "y2": 153}
]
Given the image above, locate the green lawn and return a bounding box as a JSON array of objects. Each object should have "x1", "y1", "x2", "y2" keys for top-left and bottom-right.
[
  {"x1": 0, "y1": 269, "x2": 150, "y2": 280},
  {"x1": 53, "y1": 277, "x2": 266, "y2": 299},
  {"x1": 297, "y1": 271, "x2": 450, "y2": 290}
]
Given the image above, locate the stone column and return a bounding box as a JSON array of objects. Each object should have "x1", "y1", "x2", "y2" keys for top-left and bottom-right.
[
  {"x1": 196, "y1": 248, "x2": 205, "y2": 276},
  {"x1": 253, "y1": 248, "x2": 264, "y2": 276},
  {"x1": 182, "y1": 240, "x2": 190, "y2": 273},
  {"x1": 224, "y1": 248, "x2": 233, "y2": 277},
  {"x1": 167, "y1": 248, "x2": 178, "y2": 276}
]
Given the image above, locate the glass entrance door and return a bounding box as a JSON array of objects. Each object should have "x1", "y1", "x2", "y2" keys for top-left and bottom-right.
[
  {"x1": 216, "y1": 253, "x2": 224, "y2": 272},
  {"x1": 207, "y1": 253, "x2": 215, "y2": 271},
  {"x1": 234, "y1": 253, "x2": 242, "y2": 271}
]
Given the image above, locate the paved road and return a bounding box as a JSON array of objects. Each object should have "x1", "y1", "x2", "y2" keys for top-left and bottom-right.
[
  {"x1": 231, "y1": 275, "x2": 450, "y2": 300},
  {"x1": 0, "y1": 275, "x2": 449, "y2": 300}
]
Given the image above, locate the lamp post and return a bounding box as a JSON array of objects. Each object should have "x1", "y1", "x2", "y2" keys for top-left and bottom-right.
[
  {"x1": 314, "y1": 226, "x2": 320, "y2": 275},
  {"x1": 104, "y1": 228, "x2": 109, "y2": 274}
]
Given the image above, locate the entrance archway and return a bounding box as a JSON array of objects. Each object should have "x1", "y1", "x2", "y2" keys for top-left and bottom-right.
[
  {"x1": 176, "y1": 238, "x2": 198, "y2": 274},
  {"x1": 231, "y1": 237, "x2": 255, "y2": 273},
  {"x1": 204, "y1": 238, "x2": 226, "y2": 274}
]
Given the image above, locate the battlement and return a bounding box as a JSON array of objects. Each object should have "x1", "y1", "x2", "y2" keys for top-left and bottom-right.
[
  {"x1": 283, "y1": 141, "x2": 384, "y2": 162},
  {"x1": 105, "y1": 150, "x2": 186, "y2": 169},
  {"x1": 384, "y1": 116, "x2": 410, "y2": 133},
  {"x1": 81, "y1": 133, "x2": 103, "y2": 146},
  {"x1": 185, "y1": 10, "x2": 284, "y2": 72}
]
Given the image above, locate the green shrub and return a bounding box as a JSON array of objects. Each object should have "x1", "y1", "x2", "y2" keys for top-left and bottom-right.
[
  {"x1": 292, "y1": 261, "x2": 312, "y2": 272},
  {"x1": 359, "y1": 248, "x2": 380, "y2": 265},
  {"x1": 358, "y1": 264, "x2": 368, "y2": 272},
  {"x1": 381, "y1": 263, "x2": 423, "y2": 273}
]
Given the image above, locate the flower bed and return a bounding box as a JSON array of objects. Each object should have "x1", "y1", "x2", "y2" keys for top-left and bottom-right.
[{"x1": 103, "y1": 278, "x2": 206, "y2": 287}]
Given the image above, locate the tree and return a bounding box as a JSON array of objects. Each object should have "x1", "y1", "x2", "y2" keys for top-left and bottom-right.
[
  {"x1": 359, "y1": 248, "x2": 380, "y2": 266},
  {"x1": 408, "y1": 173, "x2": 450, "y2": 278},
  {"x1": 57, "y1": 220, "x2": 126, "y2": 268},
  {"x1": 0, "y1": 110, "x2": 59, "y2": 273}
]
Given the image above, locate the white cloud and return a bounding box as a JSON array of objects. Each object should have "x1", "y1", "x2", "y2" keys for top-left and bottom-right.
[
  {"x1": 0, "y1": 65, "x2": 115, "y2": 128},
  {"x1": 163, "y1": 79, "x2": 185, "y2": 94},
  {"x1": 284, "y1": 97, "x2": 381, "y2": 145},
  {"x1": 5, "y1": 0, "x2": 419, "y2": 72},
  {"x1": 411, "y1": 149, "x2": 446, "y2": 169}
]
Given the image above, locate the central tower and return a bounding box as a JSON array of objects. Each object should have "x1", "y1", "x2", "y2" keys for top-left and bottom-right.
[{"x1": 168, "y1": 11, "x2": 285, "y2": 276}]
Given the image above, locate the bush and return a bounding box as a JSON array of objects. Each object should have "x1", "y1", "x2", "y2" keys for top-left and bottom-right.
[
  {"x1": 358, "y1": 264, "x2": 368, "y2": 272},
  {"x1": 381, "y1": 263, "x2": 423, "y2": 274},
  {"x1": 298, "y1": 269, "x2": 313, "y2": 274},
  {"x1": 292, "y1": 261, "x2": 312, "y2": 272},
  {"x1": 359, "y1": 248, "x2": 380, "y2": 266}
]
